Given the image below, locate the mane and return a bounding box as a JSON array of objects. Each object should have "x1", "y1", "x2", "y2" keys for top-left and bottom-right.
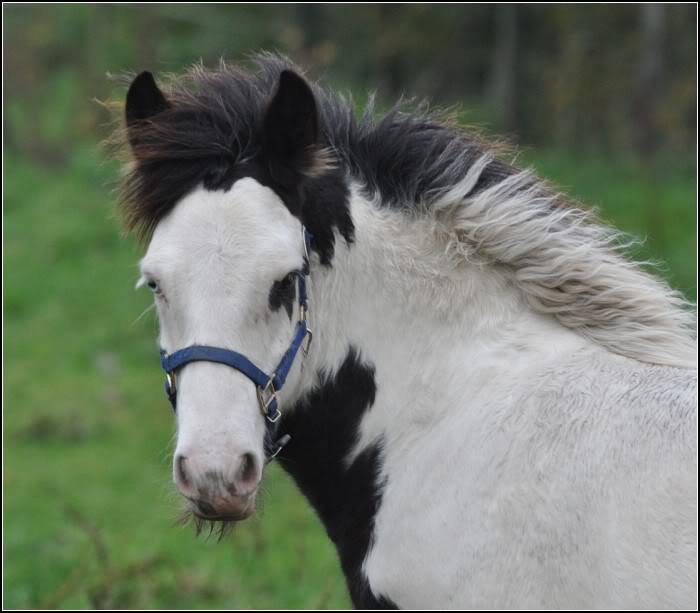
[{"x1": 113, "y1": 53, "x2": 697, "y2": 368}]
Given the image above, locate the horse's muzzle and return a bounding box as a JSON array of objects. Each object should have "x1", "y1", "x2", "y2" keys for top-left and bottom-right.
[{"x1": 174, "y1": 451, "x2": 261, "y2": 521}]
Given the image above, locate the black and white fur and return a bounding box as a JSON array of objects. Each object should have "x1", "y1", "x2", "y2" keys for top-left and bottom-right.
[{"x1": 121, "y1": 55, "x2": 697, "y2": 609}]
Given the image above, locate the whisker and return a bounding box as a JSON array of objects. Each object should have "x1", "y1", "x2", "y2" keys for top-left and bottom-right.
[
  {"x1": 132, "y1": 302, "x2": 157, "y2": 327},
  {"x1": 174, "y1": 505, "x2": 237, "y2": 541}
]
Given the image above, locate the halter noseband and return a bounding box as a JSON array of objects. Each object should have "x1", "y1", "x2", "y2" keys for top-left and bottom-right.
[{"x1": 159, "y1": 228, "x2": 313, "y2": 460}]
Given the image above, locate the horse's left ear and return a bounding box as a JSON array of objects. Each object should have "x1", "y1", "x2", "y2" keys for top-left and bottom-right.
[
  {"x1": 263, "y1": 70, "x2": 329, "y2": 186},
  {"x1": 126, "y1": 71, "x2": 170, "y2": 126}
]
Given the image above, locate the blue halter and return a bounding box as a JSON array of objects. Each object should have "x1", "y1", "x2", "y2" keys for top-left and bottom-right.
[{"x1": 159, "y1": 229, "x2": 313, "y2": 457}]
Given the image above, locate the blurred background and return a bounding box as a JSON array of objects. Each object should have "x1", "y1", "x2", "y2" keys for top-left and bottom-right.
[{"x1": 3, "y1": 4, "x2": 696, "y2": 609}]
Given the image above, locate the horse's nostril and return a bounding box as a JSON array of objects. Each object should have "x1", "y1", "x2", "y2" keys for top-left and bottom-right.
[
  {"x1": 237, "y1": 453, "x2": 258, "y2": 488},
  {"x1": 175, "y1": 454, "x2": 190, "y2": 489}
]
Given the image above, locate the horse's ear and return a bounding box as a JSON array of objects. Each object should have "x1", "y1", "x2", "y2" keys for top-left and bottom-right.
[
  {"x1": 125, "y1": 71, "x2": 169, "y2": 130},
  {"x1": 263, "y1": 70, "x2": 327, "y2": 185}
]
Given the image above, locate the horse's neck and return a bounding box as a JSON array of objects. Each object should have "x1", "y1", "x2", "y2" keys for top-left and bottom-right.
[
  {"x1": 276, "y1": 191, "x2": 591, "y2": 605},
  {"x1": 296, "y1": 189, "x2": 590, "y2": 418},
  {"x1": 282, "y1": 186, "x2": 594, "y2": 462}
]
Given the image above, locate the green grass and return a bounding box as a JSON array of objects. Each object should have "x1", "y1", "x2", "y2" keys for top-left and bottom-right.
[{"x1": 3, "y1": 146, "x2": 696, "y2": 609}]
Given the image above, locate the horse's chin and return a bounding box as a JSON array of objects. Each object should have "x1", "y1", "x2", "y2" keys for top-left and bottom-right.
[
  {"x1": 188, "y1": 490, "x2": 258, "y2": 520},
  {"x1": 178, "y1": 497, "x2": 257, "y2": 539},
  {"x1": 193, "y1": 504, "x2": 256, "y2": 523}
]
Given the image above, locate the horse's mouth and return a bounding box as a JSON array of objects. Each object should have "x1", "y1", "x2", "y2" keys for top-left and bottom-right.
[
  {"x1": 192, "y1": 509, "x2": 252, "y2": 522},
  {"x1": 188, "y1": 495, "x2": 257, "y2": 523},
  {"x1": 178, "y1": 498, "x2": 256, "y2": 540}
]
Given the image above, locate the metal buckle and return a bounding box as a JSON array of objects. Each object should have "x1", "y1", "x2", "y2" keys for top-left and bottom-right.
[
  {"x1": 299, "y1": 302, "x2": 314, "y2": 357},
  {"x1": 256, "y1": 377, "x2": 280, "y2": 422},
  {"x1": 302, "y1": 225, "x2": 310, "y2": 260},
  {"x1": 165, "y1": 371, "x2": 177, "y2": 397},
  {"x1": 303, "y1": 328, "x2": 313, "y2": 357},
  {"x1": 265, "y1": 434, "x2": 291, "y2": 464}
]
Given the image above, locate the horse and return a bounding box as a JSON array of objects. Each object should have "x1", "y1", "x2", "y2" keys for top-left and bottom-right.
[{"x1": 115, "y1": 55, "x2": 697, "y2": 609}]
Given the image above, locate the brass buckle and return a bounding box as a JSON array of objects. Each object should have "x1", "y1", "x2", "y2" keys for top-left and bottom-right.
[{"x1": 256, "y1": 377, "x2": 280, "y2": 422}]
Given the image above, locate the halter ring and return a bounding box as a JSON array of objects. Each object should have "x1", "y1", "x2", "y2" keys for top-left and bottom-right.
[
  {"x1": 256, "y1": 377, "x2": 280, "y2": 422},
  {"x1": 166, "y1": 371, "x2": 177, "y2": 396}
]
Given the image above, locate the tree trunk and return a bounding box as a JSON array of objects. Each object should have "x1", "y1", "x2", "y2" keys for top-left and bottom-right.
[
  {"x1": 636, "y1": 4, "x2": 667, "y2": 252},
  {"x1": 636, "y1": 3, "x2": 666, "y2": 157},
  {"x1": 489, "y1": 4, "x2": 518, "y2": 133},
  {"x1": 297, "y1": 4, "x2": 322, "y2": 51}
]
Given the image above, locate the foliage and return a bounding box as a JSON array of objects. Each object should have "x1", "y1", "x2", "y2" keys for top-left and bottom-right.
[{"x1": 3, "y1": 4, "x2": 697, "y2": 157}]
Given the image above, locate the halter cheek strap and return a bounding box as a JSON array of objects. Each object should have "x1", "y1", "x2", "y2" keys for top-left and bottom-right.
[{"x1": 159, "y1": 228, "x2": 313, "y2": 460}]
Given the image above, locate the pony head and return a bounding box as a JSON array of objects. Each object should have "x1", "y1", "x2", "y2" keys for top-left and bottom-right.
[{"x1": 125, "y1": 68, "x2": 324, "y2": 525}]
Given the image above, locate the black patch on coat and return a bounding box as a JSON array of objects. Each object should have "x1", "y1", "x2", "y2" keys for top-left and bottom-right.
[
  {"x1": 301, "y1": 172, "x2": 353, "y2": 266},
  {"x1": 276, "y1": 348, "x2": 397, "y2": 609}
]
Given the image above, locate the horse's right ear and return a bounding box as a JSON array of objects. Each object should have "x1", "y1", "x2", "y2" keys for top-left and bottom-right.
[{"x1": 125, "y1": 71, "x2": 169, "y2": 129}]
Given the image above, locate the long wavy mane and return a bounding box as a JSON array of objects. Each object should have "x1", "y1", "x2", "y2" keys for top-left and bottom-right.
[{"x1": 113, "y1": 53, "x2": 696, "y2": 367}]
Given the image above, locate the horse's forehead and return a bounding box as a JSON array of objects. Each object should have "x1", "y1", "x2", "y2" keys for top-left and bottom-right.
[
  {"x1": 144, "y1": 177, "x2": 299, "y2": 267},
  {"x1": 158, "y1": 177, "x2": 290, "y2": 236}
]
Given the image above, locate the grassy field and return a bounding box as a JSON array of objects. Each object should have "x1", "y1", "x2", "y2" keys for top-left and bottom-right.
[{"x1": 3, "y1": 144, "x2": 696, "y2": 609}]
